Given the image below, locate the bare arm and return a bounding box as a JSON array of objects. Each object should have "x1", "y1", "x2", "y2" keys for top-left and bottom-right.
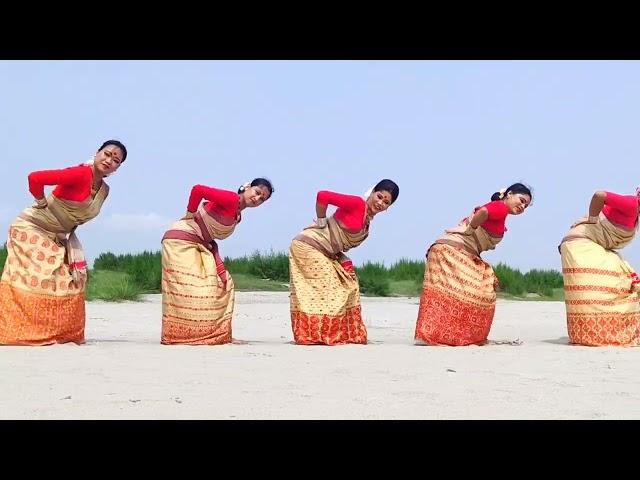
[
  {"x1": 468, "y1": 208, "x2": 489, "y2": 228},
  {"x1": 588, "y1": 191, "x2": 606, "y2": 220},
  {"x1": 571, "y1": 191, "x2": 606, "y2": 227},
  {"x1": 316, "y1": 201, "x2": 328, "y2": 221},
  {"x1": 446, "y1": 207, "x2": 489, "y2": 235}
]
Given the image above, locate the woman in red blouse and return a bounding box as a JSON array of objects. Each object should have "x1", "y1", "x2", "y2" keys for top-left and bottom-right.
[
  {"x1": 415, "y1": 182, "x2": 532, "y2": 346},
  {"x1": 0, "y1": 140, "x2": 127, "y2": 345},
  {"x1": 289, "y1": 179, "x2": 400, "y2": 345},
  {"x1": 559, "y1": 188, "x2": 640, "y2": 346},
  {"x1": 161, "y1": 178, "x2": 274, "y2": 345}
]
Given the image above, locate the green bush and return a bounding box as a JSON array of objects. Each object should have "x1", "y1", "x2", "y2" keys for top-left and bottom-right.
[
  {"x1": 86, "y1": 270, "x2": 144, "y2": 302},
  {"x1": 358, "y1": 261, "x2": 391, "y2": 296},
  {"x1": 246, "y1": 250, "x2": 289, "y2": 281},
  {"x1": 16, "y1": 246, "x2": 565, "y2": 300},
  {"x1": 524, "y1": 268, "x2": 564, "y2": 296},
  {"x1": 0, "y1": 243, "x2": 7, "y2": 271},
  {"x1": 224, "y1": 254, "x2": 253, "y2": 275},
  {"x1": 494, "y1": 263, "x2": 526, "y2": 296},
  {"x1": 494, "y1": 263, "x2": 562, "y2": 297},
  {"x1": 94, "y1": 250, "x2": 162, "y2": 292},
  {"x1": 388, "y1": 257, "x2": 425, "y2": 282}
]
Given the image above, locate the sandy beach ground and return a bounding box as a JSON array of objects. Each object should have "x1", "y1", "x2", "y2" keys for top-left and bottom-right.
[{"x1": 1, "y1": 292, "x2": 639, "y2": 419}]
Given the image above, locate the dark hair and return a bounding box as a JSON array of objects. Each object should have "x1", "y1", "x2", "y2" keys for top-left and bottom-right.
[
  {"x1": 373, "y1": 179, "x2": 400, "y2": 203},
  {"x1": 238, "y1": 177, "x2": 274, "y2": 196},
  {"x1": 491, "y1": 182, "x2": 533, "y2": 202},
  {"x1": 98, "y1": 140, "x2": 127, "y2": 162}
]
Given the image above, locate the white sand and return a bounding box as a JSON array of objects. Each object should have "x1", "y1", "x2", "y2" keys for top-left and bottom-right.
[{"x1": 1, "y1": 292, "x2": 639, "y2": 419}]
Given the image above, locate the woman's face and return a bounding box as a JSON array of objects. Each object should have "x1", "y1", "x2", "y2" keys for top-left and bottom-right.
[
  {"x1": 367, "y1": 189, "x2": 393, "y2": 216},
  {"x1": 94, "y1": 145, "x2": 125, "y2": 176},
  {"x1": 504, "y1": 192, "x2": 531, "y2": 215},
  {"x1": 242, "y1": 185, "x2": 271, "y2": 208}
]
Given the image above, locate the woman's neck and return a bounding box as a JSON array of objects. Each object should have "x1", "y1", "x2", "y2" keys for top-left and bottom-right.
[
  {"x1": 91, "y1": 164, "x2": 103, "y2": 189},
  {"x1": 238, "y1": 194, "x2": 247, "y2": 211}
]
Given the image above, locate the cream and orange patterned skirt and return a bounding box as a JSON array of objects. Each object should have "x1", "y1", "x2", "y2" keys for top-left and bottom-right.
[
  {"x1": 560, "y1": 239, "x2": 640, "y2": 346},
  {"x1": 161, "y1": 239, "x2": 235, "y2": 345},
  {"x1": 414, "y1": 243, "x2": 498, "y2": 346},
  {"x1": 289, "y1": 240, "x2": 366, "y2": 345},
  {"x1": 0, "y1": 218, "x2": 85, "y2": 345}
]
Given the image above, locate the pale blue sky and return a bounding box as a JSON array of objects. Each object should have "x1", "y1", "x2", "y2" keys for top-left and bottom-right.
[{"x1": 1, "y1": 60, "x2": 639, "y2": 271}]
